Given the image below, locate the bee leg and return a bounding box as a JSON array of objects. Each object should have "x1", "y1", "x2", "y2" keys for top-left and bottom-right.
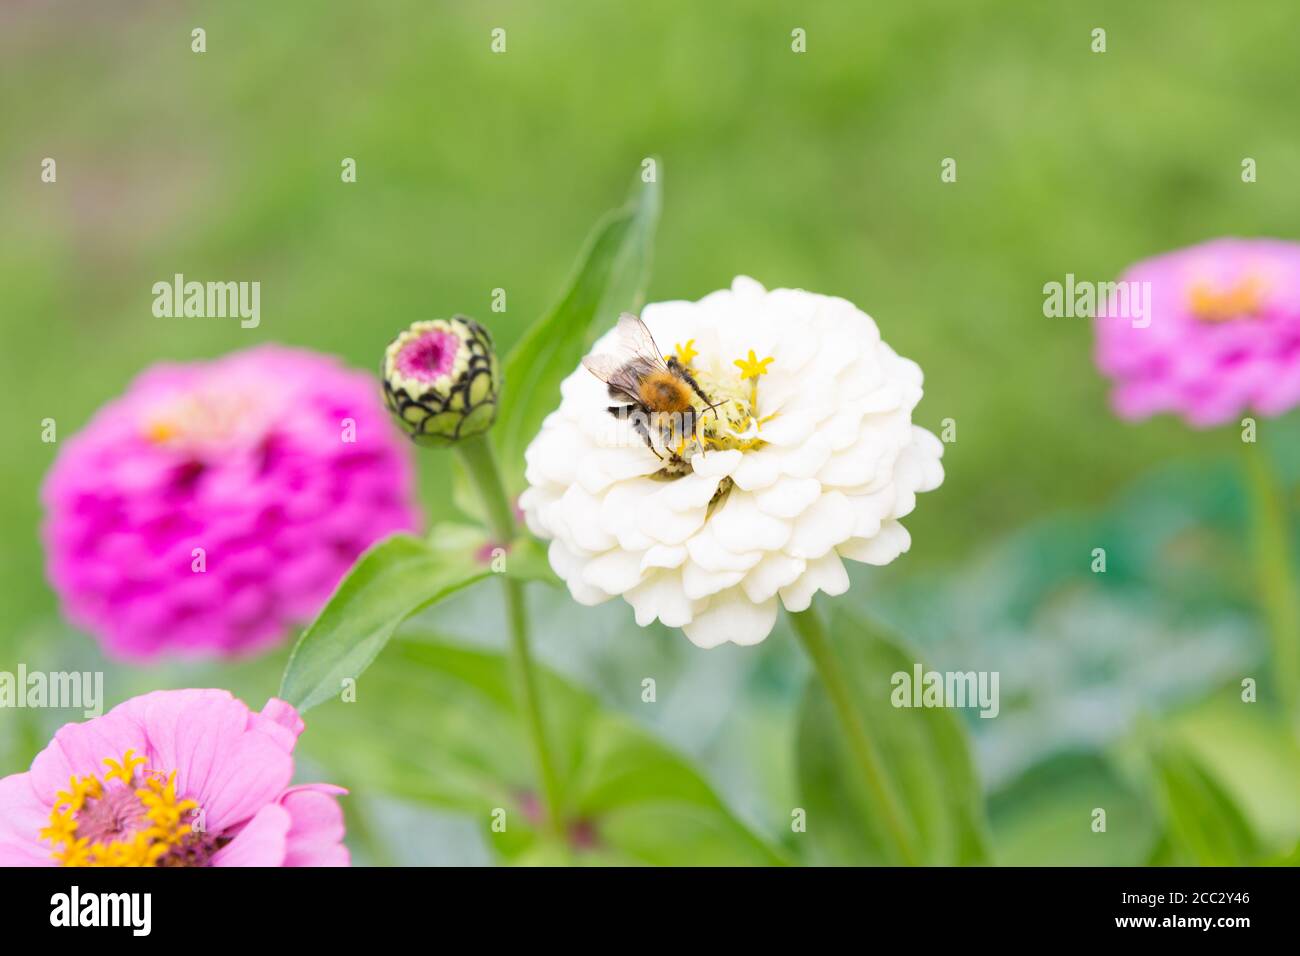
[
  {"x1": 608, "y1": 405, "x2": 663, "y2": 460},
  {"x1": 681, "y1": 408, "x2": 704, "y2": 459},
  {"x1": 636, "y1": 420, "x2": 664, "y2": 460}
]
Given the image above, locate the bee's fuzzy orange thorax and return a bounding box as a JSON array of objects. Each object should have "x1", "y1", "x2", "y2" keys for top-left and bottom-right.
[{"x1": 640, "y1": 372, "x2": 693, "y2": 414}]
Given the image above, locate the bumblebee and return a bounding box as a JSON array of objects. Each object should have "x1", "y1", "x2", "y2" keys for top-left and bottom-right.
[{"x1": 582, "y1": 313, "x2": 716, "y2": 459}]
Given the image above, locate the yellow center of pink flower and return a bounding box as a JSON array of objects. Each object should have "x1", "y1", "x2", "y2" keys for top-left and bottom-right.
[
  {"x1": 40, "y1": 749, "x2": 200, "y2": 867},
  {"x1": 1188, "y1": 274, "x2": 1265, "y2": 323},
  {"x1": 141, "y1": 389, "x2": 267, "y2": 452}
]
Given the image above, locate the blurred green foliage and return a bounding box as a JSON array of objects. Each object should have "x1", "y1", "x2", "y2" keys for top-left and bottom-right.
[{"x1": 7, "y1": 0, "x2": 1300, "y2": 626}]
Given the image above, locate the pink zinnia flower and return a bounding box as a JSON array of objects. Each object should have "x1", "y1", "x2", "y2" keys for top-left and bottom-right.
[
  {"x1": 1095, "y1": 237, "x2": 1300, "y2": 427},
  {"x1": 42, "y1": 345, "x2": 420, "y2": 659},
  {"x1": 0, "y1": 689, "x2": 348, "y2": 867}
]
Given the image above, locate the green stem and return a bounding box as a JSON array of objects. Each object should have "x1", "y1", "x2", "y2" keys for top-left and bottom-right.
[
  {"x1": 454, "y1": 434, "x2": 566, "y2": 838},
  {"x1": 503, "y1": 575, "x2": 565, "y2": 838},
  {"x1": 455, "y1": 433, "x2": 518, "y2": 546},
  {"x1": 788, "y1": 607, "x2": 920, "y2": 865},
  {"x1": 1241, "y1": 444, "x2": 1300, "y2": 734}
]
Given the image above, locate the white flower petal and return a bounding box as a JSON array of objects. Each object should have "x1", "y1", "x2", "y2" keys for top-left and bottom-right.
[
  {"x1": 641, "y1": 544, "x2": 688, "y2": 571},
  {"x1": 682, "y1": 590, "x2": 778, "y2": 648},
  {"x1": 758, "y1": 411, "x2": 818, "y2": 446},
  {"x1": 523, "y1": 417, "x2": 586, "y2": 487},
  {"x1": 837, "y1": 520, "x2": 912, "y2": 565},
  {"x1": 837, "y1": 444, "x2": 905, "y2": 496},
  {"x1": 779, "y1": 551, "x2": 850, "y2": 612},
  {"x1": 626, "y1": 569, "x2": 696, "y2": 628},
  {"x1": 641, "y1": 299, "x2": 709, "y2": 351},
  {"x1": 847, "y1": 486, "x2": 897, "y2": 538},
  {"x1": 682, "y1": 560, "x2": 747, "y2": 601},
  {"x1": 640, "y1": 504, "x2": 708, "y2": 546},
  {"x1": 518, "y1": 486, "x2": 557, "y2": 538},
  {"x1": 780, "y1": 433, "x2": 832, "y2": 479},
  {"x1": 741, "y1": 552, "x2": 806, "y2": 603},
  {"x1": 711, "y1": 490, "x2": 792, "y2": 553},
  {"x1": 820, "y1": 407, "x2": 866, "y2": 451},
  {"x1": 785, "y1": 490, "x2": 854, "y2": 560},
  {"x1": 685, "y1": 521, "x2": 764, "y2": 573},
  {"x1": 689, "y1": 448, "x2": 743, "y2": 478},
  {"x1": 888, "y1": 351, "x2": 925, "y2": 389},
  {"x1": 732, "y1": 449, "x2": 782, "y2": 490},
  {"x1": 753, "y1": 477, "x2": 822, "y2": 519},
  {"x1": 547, "y1": 540, "x2": 612, "y2": 606},
  {"x1": 581, "y1": 548, "x2": 648, "y2": 595},
  {"x1": 847, "y1": 378, "x2": 904, "y2": 413},
  {"x1": 818, "y1": 441, "x2": 888, "y2": 488},
  {"x1": 891, "y1": 487, "x2": 918, "y2": 520},
  {"x1": 905, "y1": 425, "x2": 946, "y2": 492},
  {"x1": 731, "y1": 275, "x2": 768, "y2": 300},
  {"x1": 761, "y1": 331, "x2": 817, "y2": 381},
  {"x1": 652, "y1": 472, "x2": 720, "y2": 511},
  {"x1": 600, "y1": 482, "x2": 660, "y2": 551},
  {"x1": 577, "y1": 445, "x2": 660, "y2": 494},
  {"x1": 558, "y1": 484, "x2": 617, "y2": 552}
]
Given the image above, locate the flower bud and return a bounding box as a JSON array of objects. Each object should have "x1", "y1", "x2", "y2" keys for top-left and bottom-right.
[{"x1": 382, "y1": 316, "x2": 499, "y2": 447}]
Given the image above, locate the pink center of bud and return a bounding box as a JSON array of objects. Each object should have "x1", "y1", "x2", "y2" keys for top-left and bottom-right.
[{"x1": 396, "y1": 329, "x2": 459, "y2": 383}]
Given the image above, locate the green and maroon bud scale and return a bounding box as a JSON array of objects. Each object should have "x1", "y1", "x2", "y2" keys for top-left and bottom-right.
[{"x1": 382, "y1": 316, "x2": 499, "y2": 447}]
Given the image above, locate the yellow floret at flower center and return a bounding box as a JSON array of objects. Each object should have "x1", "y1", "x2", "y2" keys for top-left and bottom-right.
[
  {"x1": 668, "y1": 346, "x2": 778, "y2": 457},
  {"x1": 141, "y1": 388, "x2": 262, "y2": 450},
  {"x1": 1188, "y1": 274, "x2": 1265, "y2": 322},
  {"x1": 40, "y1": 749, "x2": 199, "y2": 867}
]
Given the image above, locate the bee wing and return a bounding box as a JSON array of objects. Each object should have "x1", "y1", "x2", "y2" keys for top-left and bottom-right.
[
  {"x1": 608, "y1": 313, "x2": 669, "y2": 368},
  {"x1": 581, "y1": 313, "x2": 669, "y2": 402},
  {"x1": 581, "y1": 353, "x2": 654, "y2": 403}
]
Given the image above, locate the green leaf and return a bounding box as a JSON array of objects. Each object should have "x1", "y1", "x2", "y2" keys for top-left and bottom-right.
[
  {"x1": 493, "y1": 166, "x2": 661, "y2": 495},
  {"x1": 278, "y1": 534, "x2": 491, "y2": 712},
  {"x1": 299, "y1": 638, "x2": 590, "y2": 832},
  {"x1": 795, "y1": 609, "x2": 990, "y2": 865},
  {"x1": 1159, "y1": 695, "x2": 1300, "y2": 843},
  {"x1": 298, "y1": 634, "x2": 785, "y2": 865},
  {"x1": 421, "y1": 521, "x2": 562, "y2": 587},
  {"x1": 503, "y1": 533, "x2": 564, "y2": 587},
  {"x1": 569, "y1": 716, "x2": 789, "y2": 866},
  {"x1": 1150, "y1": 741, "x2": 1261, "y2": 865},
  {"x1": 988, "y1": 750, "x2": 1159, "y2": 866},
  {"x1": 1257, "y1": 841, "x2": 1300, "y2": 866}
]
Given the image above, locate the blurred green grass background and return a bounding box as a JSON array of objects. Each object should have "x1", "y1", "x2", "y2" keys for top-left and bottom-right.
[
  {"x1": 6, "y1": 0, "x2": 1299, "y2": 626},
  {"x1": 3, "y1": 0, "x2": 1300, "y2": 864}
]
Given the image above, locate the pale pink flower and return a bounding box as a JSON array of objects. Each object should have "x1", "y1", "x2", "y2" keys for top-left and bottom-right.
[{"x1": 0, "y1": 689, "x2": 348, "y2": 867}]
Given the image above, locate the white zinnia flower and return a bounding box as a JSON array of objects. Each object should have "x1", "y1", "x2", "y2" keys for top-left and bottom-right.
[{"x1": 519, "y1": 276, "x2": 944, "y2": 648}]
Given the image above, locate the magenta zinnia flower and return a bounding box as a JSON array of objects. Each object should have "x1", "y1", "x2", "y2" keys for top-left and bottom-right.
[
  {"x1": 1095, "y1": 238, "x2": 1300, "y2": 427},
  {"x1": 42, "y1": 345, "x2": 420, "y2": 659},
  {"x1": 0, "y1": 689, "x2": 348, "y2": 866}
]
